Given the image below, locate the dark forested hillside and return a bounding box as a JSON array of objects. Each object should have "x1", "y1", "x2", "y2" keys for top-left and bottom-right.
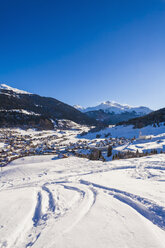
[
  {"x1": 118, "y1": 108, "x2": 165, "y2": 128},
  {"x1": 0, "y1": 85, "x2": 97, "y2": 129}
]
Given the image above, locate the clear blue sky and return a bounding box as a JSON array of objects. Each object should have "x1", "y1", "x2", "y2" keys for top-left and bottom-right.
[{"x1": 0, "y1": 0, "x2": 165, "y2": 110}]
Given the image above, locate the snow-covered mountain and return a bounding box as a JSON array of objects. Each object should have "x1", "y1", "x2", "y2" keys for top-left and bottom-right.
[
  {"x1": 0, "y1": 84, "x2": 31, "y2": 95},
  {"x1": 74, "y1": 101, "x2": 152, "y2": 115},
  {"x1": 74, "y1": 101, "x2": 153, "y2": 125},
  {"x1": 73, "y1": 105, "x2": 85, "y2": 112}
]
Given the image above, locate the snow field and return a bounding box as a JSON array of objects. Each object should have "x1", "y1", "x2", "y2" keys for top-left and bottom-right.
[{"x1": 0, "y1": 154, "x2": 165, "y2": 248}]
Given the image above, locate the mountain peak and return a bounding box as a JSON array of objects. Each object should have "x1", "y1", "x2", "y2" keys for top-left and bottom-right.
[
  {"x1": 73, "y1": 105, "x2": 85, "y2": 111},
  {"x1": 102, "y1": 101, "x2": 131, "y2": 108},
  {"x1": 0, "y1": 84, "x2": 31, "y2": 95},
  {"x1": 74, "y1": 100, "x2": 153, "y2": 115}
]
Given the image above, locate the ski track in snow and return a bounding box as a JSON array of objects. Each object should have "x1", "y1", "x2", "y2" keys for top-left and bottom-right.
[
  {"x1": 42, "y1": 185, "x2": 56, "y2": 213},
  {"x1": 32, "y1": 192, "x2": 42, "y2": 227},
  {"x1": 0, "y1": 155, "x2": 165, "y2": 248},
  {"x1": 79, "y1": 180, "x2": 165, "y2": 230}
]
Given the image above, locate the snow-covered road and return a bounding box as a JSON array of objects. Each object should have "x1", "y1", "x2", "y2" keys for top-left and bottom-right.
[{"x1": 0, "y1": 155, "x2": 165, "y2": 248}]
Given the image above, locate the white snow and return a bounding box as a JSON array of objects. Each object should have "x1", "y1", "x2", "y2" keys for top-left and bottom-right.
[
  {"x1": 74, "y1": 101, "x2": 152, "y2": 115},
  {"x1": 0, "y1": 84, "x2": 31, "y2": 95},
  {"x1": 0, "y1": 154, "x2": 165, "y2": 248},
  {"x1": 0, "y1": 109, "x2": 40, "y2": 116},
  {"x1": 84, "y1": 123, "x2": 165, "y2": 139},
  {"x1": 73, "y1": 105, "x2": 85, "y2": 111}
]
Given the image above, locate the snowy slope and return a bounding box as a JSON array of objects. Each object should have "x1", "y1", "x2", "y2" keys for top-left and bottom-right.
[
  {"x1": 73, "y1": 105, "x2": 85, "y2": 111},
  {"x1": 74, "y1": 101, "x2": 152, "y2": 115},
  {"x1": 0, "y1": 154, "x2": 165, "y2": 248},
  {"x1": 84, "y1": 122, "x2": 165, "y2": 139},
  {"x1": 0, "y1": 84, "x2": 31, "y2": 94},
  {"x1": 0, "y1": 109, "x2": 41, "y2": 116}
]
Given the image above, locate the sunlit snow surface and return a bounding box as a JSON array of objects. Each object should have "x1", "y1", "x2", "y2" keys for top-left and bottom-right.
[
  {"x1": 0, "y1": 154, "x2": 165, "y2": 248},
  {"x1": 0, "y1": 84, "x2": 31, "y2": 94}
]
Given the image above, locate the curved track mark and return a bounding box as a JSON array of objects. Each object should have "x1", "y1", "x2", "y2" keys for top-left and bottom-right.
[
  {"x1": 32, "y1": 192, "x2": 42, "y2": 227},
  {"x1": 80, "y1": 179, "x2": 165, "y2": 230},
  {"x1": 42, "y1": 185, "x2": 55, "y2": 212}
]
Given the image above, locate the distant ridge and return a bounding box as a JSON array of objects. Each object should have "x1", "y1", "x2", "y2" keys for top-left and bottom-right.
[
  {"x1": 74, "y1": 101, "x2": 153, "y2": 125},
  {"x1": 74, "y1": 101, "x2": 152, "y2": 115}
]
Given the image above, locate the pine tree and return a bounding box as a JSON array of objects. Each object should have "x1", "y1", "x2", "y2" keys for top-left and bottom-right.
[{"x1": 107, "y1": 145, "x2": 112, "y2": 157}]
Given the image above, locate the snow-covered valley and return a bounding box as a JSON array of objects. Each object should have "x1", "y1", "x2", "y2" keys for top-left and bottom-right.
[{"x1": 0, "y1": 124, "x2": 165, "y2": 248}]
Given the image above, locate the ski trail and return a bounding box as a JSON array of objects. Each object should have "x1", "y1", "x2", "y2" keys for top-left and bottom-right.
[
  {"x1": 42, "y1": 185, "x2": 55, "y2": 212},
  {"x1": 80, "y1": 180, "x2": 165, "y2": 230},
  {"x1": 13, "y1": 185, "x2": 57, "y2": 248},
  {"x1": 61, "y1": 183, "x2": 96, "y2": 233},
  {"x1": 32, "y1": 192, "x2": 42, "y2": 227},
  {"x1": 135, "y1": 161, "x2": 156, "y2": 180},
  {"x1": 31, "y1": 182, "x2": 97, "y2": 248},
  {"x1": 21, "y1": 182, "x2": 86, "y2": 248},
  {"x1": 24, "y1": 185, "x2": 58, "y2": 248}
]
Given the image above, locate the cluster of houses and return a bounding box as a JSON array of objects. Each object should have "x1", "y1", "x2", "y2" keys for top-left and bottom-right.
[
  {"x1": 60, "y1": 136, "x2": 133, "y2": 161},
  {"x1": 94, "y1": 137, "x2": 132, "y2": 148},
  {"x1": 0, "y1": 128, "x2": 135, "y2": 167},
  {"x1": 0, "y1": 130, "x2": 60, "y2": 166}
]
